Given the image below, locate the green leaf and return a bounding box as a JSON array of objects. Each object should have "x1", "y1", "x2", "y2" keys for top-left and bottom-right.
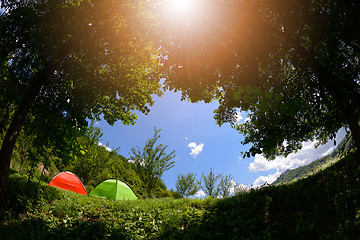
[
  {"x1": 280, "y1": 103, "x2": 287, "y2": 113},
  {"x1": 237, "y1": 86, "x2": 245, "y2": 94},
  {"x1": 243, "y1": 94, "x2": 250, "y2": 103},
  {"x1": 265, "y1": 91, "x2": 273, "y2": 99},
  {"x1": 270, "y1": 101, "x2": 279, "y2": 111},
  {"x1": 254, "y1": 88, "x2": 262, "y2": 96},
  {"x1": 274, "y1": 93, "x2": 282, "y2": 102},
  {"x1": 245, "y1": 85, "x2": 254, "y2": 95},
  {"x1": 289, "y1": 106, "x2": 297, "y2": 117},
  {"x1": 233, "y1": 91, "x2": 242, "y2": 101},
  {"x1": 259, "y1": 98, "x2": 268, "y2": 109}
]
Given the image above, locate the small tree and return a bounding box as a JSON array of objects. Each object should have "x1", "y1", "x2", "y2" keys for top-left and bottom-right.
[
  {"x1": 233, "y1": 183, "x2": 250, "y2": 196},
  {"x1": 199, "y1": 168, "x2": 222, "y2": 198},
  {"x1": 218, "y1": 174, "x2": 234, "y2": 198},
  {"x1": 175, "y1": 172, "x2": 199, "y2": 198},
  {"x1": 130, "y1": 127, "x2": 175, "y2": 197}
]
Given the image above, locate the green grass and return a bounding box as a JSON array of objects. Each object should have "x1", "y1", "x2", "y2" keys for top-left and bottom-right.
[{"x1": 1, "y1": 151, "x2": 360, "y2": 239}]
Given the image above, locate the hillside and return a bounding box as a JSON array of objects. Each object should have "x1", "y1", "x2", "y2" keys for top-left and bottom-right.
[{"x1": 272, "y1": 133, "x2": 354, "y2": 185}]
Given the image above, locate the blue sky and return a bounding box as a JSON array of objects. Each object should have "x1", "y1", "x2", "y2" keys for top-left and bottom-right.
[{"x1": 96, "y1": 90, "x2": 345, "y2": 197}]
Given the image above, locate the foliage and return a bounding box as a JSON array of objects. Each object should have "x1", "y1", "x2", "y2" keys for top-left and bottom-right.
[
  {"x1": 2, "y1": 150, "x2": 360, "y2": 239},
  {"x1": 7, "y1": 122, "x2": 172, "y2": 200},
  {"x1": 232, "y1": 183, "x2": 250, "y2": 196},
  {"x1": 66, "y1": 123, "x2": 143, "y2": 194},
  {"x1": 5, "y1": 172, "x2": 62, "y2": 219},
  {"x1": 59, "y1": 123, "x2": 174, "y2": 198},
  {"x1": 0, "y1": 0, "x2": 162, "y2": 125},
  {"x1": 9, "y1": 132, "x2": 59, "y2": 182},
  {"x1": 157, "y1": 0, "x2": 360, "y2": 159},
  {"x1": 130, "y1": 128, "x2": 175, "y2": 198},
  {"x1": 218, "y1": 174, "x2": 233, "y2": 198},
  {"x1": 175, "y1": 172, "x2": 199, "y2": 198},
  {"x1": 199, "y1": 168, "x2": 222, "y2": 198},
  {"x1": 0, "y1": 0, "x2": 163, "y2": 208}
]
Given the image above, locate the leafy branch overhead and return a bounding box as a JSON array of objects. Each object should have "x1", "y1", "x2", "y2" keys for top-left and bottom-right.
[{"x1": 158, "y1": 0, "x2": 360, "y2": 159}]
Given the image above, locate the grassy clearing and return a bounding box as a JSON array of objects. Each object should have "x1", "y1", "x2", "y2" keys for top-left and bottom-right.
[{"x1": 1, "y1": 151, "x2": 360, "y2": 239}]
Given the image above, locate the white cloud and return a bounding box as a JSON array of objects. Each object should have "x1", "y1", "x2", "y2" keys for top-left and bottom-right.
[
  {"x1": 233, "y1": 111, "x2": 251, "y2": 123},
  {"x1": 249, "y1": 150, "x2": 314, "y2": 173},
  {"x1": 252, "y1": 171, "x2": 282, "y2": 187},
  {"x1": 97, "y1": 142, "x2": 112, "y2": 152},
  {"x1": 249, "y1": 129, "x2": 346, "y2": 187},
  {"x1": 195, "y1": 190, "x2": 206, "y2": 198},
  {"x1": 234, "y1": 112, "x2": 243, "y2": 122},
  {"x1": 187, "y1": 142, "x2": 204, "y2": 157}
]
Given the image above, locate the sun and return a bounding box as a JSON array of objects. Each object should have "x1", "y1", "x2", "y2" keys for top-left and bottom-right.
[
  {"x1": 167, "y1": 0, "x2": 195, "y2": 16},
  {"x1": 159, "y1": 0, "x2": 203, "y2": 36},
  {"x1": 169, "y1": 0, "x2": 192, "y2": 11}
]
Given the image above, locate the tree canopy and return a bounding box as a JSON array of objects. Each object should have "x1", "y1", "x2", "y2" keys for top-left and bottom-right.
[
  {"x1": 175, "y1": 172, "x2": 199, "y2": 198},
  {"x1": 199, "y1": 168, "x2": 222, "y2": 198},
  {"x1": 157, "y1": 0, "x2": 360, "y2": 159},
  {"x1": 0, "y1": 0, "x2": 163, "y2": 209}
]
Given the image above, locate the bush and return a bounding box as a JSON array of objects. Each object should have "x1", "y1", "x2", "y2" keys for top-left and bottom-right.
[
  {"x1": 7, "y1": 172, "x2": 61, "y2": 217},
  {"x1": 2, "y1": 152, "x2": 360, "y2": 239}
]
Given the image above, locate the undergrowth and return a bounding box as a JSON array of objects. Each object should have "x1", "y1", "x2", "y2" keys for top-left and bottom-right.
[{"x1": 1, "y1": 151, "x2": 360, "y2": 239}]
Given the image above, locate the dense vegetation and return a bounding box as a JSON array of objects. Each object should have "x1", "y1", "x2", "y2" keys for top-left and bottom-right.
[
  {"x1": 6, "y1": 124, "x2": 173, "y2": 199},
  {"x1": 1, "y1": 150, "x2": 359, "y2": 239}
]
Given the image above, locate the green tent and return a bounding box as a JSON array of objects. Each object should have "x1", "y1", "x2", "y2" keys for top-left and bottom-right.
[{"x1": 89, "y1": 179, "x2": 138, "y2": 200}]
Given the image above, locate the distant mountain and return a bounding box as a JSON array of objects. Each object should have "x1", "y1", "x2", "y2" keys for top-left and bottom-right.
[{"x1": 272, "y1": 133, "x2": 354, "y2": 185}]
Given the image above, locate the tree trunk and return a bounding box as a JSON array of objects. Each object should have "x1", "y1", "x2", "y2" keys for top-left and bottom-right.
[{"x1": 0, "y1": 74, "x2": 46, "y2": 211}]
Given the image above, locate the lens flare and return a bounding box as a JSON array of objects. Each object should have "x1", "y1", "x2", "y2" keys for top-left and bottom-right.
[
  {"x1": 167, "y1": 0, "x2": 195, "y2": 16},
  {"x1": 169, "y1": 0, "x2": 192, "y2": 12}
]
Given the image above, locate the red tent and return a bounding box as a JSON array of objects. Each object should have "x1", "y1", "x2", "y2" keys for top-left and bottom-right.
[{"x1": 48, "y1": 171, "x2": 87, "y2": 195}]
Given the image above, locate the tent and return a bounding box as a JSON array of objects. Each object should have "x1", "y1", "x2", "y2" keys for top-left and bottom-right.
[
  {"x1": 48, "y1": 171, "x2": 87, "y2": 195},
  {"x1": 89, "y1": 179, "x2": 137, "y2": 200}
]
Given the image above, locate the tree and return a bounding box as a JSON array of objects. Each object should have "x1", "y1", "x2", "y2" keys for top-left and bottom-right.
[
  {"x1": 0, "y1": 0, "x2": 163, "y2": 209},
  {"x1": 175, "y1": 172, "x2": 199, "y2": 198},
  {"x1": 68, "y1": 123, "x2": 144, "y2": 195},
  {"x1": 218, "y1": 174, "x2": 234, "y2": 198},
  {"x1": 68, "y1": 123, "x2": 115, "y2": 186},
  {"x1": 233, "y1": 183, "x2": 250, "y2": 196},
  {"x1": 158, "y1": 0, "x2": 360, "y2": 159},
  {"x1": 199, "y1": 168, "x2": 222, "y2": 198},
  {"x1": 130, "y1": 127, "x2": 175, "y2": 197}
]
